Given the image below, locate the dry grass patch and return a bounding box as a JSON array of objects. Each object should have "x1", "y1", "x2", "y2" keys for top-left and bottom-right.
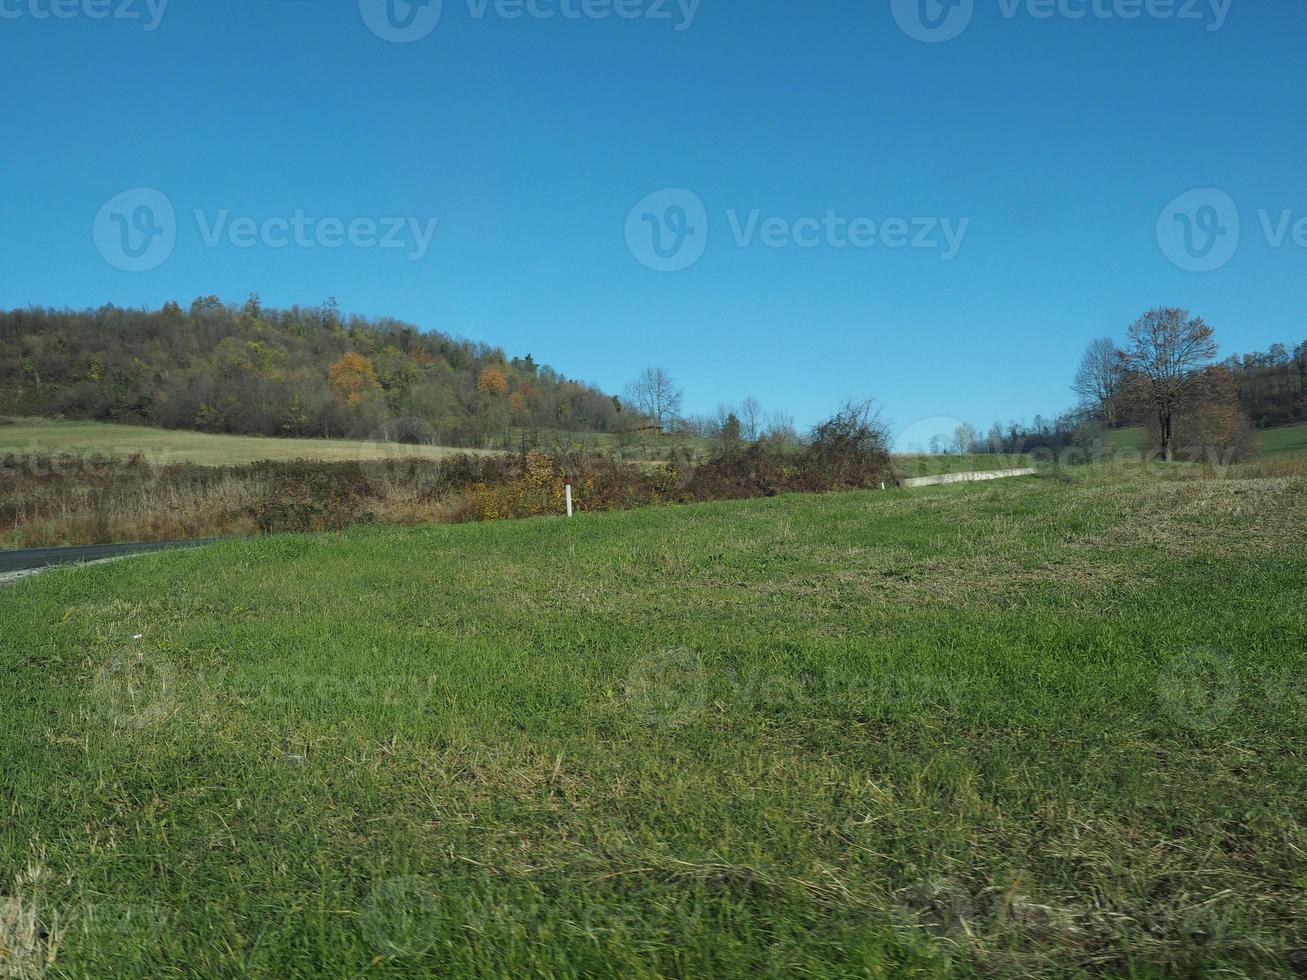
[{"x1": 0, "y1": 866, "x2": 57, "y2": 980}]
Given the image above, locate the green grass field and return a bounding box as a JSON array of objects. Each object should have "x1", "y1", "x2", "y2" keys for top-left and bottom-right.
[
  {"x1": 2, "y1": 468, "x2": 1305, "y2": 977},
  {"x1": 1259, "y1": 423, "x2": 1307, "y2": 456},
  {"x1": 1106, "y1": 426, "x2": 1150, "y2": 452},
  {"x1": 1107, "y1": 423, "x2": 1307, "y2": 458}
]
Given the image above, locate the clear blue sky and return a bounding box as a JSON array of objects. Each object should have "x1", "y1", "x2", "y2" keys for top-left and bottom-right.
[{"x1": 2, "y1": 0, "x2": 1303, "y2": 447}]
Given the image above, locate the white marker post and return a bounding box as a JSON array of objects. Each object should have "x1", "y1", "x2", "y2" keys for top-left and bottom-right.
[{"x1": 565, "y1": 480, "x2": 574, "y2": 518}]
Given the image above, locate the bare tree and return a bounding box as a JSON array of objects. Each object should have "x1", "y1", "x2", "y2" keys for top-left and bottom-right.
[
  {"x1": 1120, "y1": 308, "x2": 1218, "y2": 462},
  {"x1": 764, "y1": 410, "x2": 798, "y2": 445},
  {"x1": 624, "y1": 367, "x2": 683, "y2": 432},
  {"x1": 739, "y1": 397, "x2": 762, "y2": 442},
  {"x1": 1073, "y1": 337, "x2": 1124, "y2": 426},
  {"x1": 680, "y1": 413, "x2": 715, "y2": 438},
  {"x1": 952, "y1": 423, "x2": 979, "y2": 455}
]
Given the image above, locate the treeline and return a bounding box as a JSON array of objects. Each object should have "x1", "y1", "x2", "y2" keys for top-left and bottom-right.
[
  {"x1": 972, "y1": 415, "x2": 1081, "y2": 456},
  {"x1": 617, "y1": 367, "x2": 800, "y2": 449},
  {"x1": 1225, "y1": 340, "x2": 1307, "y2": 429},
  {"x1": 959, "y1": 321, "x2": 1306, "y2": 459},
  {"x1": 0, "y1": 297, "x2": 627, "y2": 448}
]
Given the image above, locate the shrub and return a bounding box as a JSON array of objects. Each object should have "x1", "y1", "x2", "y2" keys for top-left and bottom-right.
[
  {"x1": 458, "y1": 451, "x2": 566, "y2": 522},
  {"x1": 683, "y1": 443, "x2": 792, "y2": 501},
  {"x1": 798, "y1": 399, "x2": 895, "y2": 490},
  {"x1": 1, "y1": 407, "x2": 900, "y2": 548},
  {"x1": 246, "y1": 465, "x2": 376, "y2": 535},
  {"x1": 455, "y1": 451, "x2": 677, "y2": 522},
  {"x1": 680, "y1": 402, "x2": 896, "y2": 502}
]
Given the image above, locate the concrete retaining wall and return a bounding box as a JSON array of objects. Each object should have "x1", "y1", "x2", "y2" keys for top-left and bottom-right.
[{"x1": 899, "y1": 468, "x2": 1038, "y2": 489}]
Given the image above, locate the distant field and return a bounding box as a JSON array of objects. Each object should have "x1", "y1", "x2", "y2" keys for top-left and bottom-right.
[
  {"x1": 1106, "y1": 426, "x2": 1150, "y2": 452},
  {"x1": 1259, "y1": 422, "x2": 1307, "y2": 456},
  {"x1": 0, "y1": 417, "x2": 1017, "y2": 475},
  {"x1": 0, "y1": 418, "x2": 494, "y2": 466},
  {"x1": 1106, "y1": 423, "x2": 1307, "y2": 457},
  {"x1": 0, "y1": 418, "x2": 714, "y2": 467},
  {"x1": 2, "y1": 468, "x2": 1304, "y2": 976},
  {"x1": 585, "y1": 430, "x2": 719, "y2": 460}
]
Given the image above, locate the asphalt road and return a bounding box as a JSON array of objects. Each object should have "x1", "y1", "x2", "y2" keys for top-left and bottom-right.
[{"x1": 0, "y1": 539, "x2": 216, "y2": 575}]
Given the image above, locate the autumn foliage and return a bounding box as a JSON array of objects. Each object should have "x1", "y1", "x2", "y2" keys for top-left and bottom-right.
[
  {"x1": 477, "y1": 366, "x2": 509, "y2": 395},
  {"x1": 329, "y1": 353, "x2": 381, "y2": 406},
  {"x1": 455, "y1": 451, "x2": 680, "y2": 522},
  {"x1": 0, "y1": 302, "x2": 629, "y2": 446}
]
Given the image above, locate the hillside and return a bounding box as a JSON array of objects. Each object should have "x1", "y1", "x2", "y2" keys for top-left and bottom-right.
[
  {"x1": 0, "y1": 299, "x2": 627, "y2": 450},
  {"x1": 2, "y1": 468, "x2": 1305, "y2": 975}
]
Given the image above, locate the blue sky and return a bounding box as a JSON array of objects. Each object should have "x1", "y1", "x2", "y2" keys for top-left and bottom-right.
[{"x1": 2, "y1": 0, "x2": 1304, "y2": 447}]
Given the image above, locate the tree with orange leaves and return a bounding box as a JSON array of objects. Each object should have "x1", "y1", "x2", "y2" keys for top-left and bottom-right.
[
  {"x1": 329, "y1": 352, "x2": 381, "y2": 405},
  {"x1": 477, "y1": 365, "x2": 509, "y2": 395}
]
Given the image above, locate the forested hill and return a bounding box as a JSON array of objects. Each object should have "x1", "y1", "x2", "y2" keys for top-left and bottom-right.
[{"x1": 0, "y1": 297, "x2": 626, "y2": 448}]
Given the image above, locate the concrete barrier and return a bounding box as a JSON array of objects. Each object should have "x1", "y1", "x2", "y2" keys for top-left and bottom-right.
[{"x1": 899, "y1": 468, "x2": 1038, "y2": 489}]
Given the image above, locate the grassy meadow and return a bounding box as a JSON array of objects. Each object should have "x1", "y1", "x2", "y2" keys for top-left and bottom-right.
[
  {"x1": 1259, "y1": 422, "x2": 1307, "y2": 456},
  {"x1": 0, "y1": 418, "x2": 494, "y2": 468},
  {"x1": 2, "y1": 464, "x2": 1306, "y2": 977},
  {"x1": 1105, "y1": 422, "x2": 1307, "y2": 458},
  {"x1": 1103, "y1": 425, "x2": 1151, "y2": 453},
  {"x1": 0, "y1": 418, "x2": 723, "y2": 468},
  {"x1": 0, "y1": 418, "x2": 1014, "y2": 476}
]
